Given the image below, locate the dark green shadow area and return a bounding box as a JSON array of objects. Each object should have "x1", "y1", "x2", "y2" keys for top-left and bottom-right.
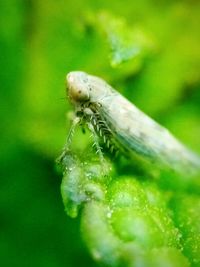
[{"x1": 0, "y1": 141, "x2": 96, "y2": 267}]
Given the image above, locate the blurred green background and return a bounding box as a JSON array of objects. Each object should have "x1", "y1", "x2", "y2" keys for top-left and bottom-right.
[{"x1": 1, "y1": 0, "x2": 200, "y2": 266}]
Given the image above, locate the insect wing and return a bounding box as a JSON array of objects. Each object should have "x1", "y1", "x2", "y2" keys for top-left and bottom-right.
[{"x1": 98, "y1": 92, "x2": 181, "y2": 168}]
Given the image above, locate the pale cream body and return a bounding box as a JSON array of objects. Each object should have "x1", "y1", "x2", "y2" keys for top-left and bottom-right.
[{"x1": 66, "y1": 71, "x2": 200, "y2": 175}]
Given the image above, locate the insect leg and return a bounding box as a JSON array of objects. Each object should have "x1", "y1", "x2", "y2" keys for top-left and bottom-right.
[
  {"x1": 87, "y1": 121, "x2": 110, "y2": 176},
  {"x1": 57, "y1": 116, "x2": 81, "y2": 164},
  {"x1": 87, "y1": 121, "x2": 112, "y2": 176},
  {"x1": 87, "y1": 122, "x2": 103, "y2": 156}
]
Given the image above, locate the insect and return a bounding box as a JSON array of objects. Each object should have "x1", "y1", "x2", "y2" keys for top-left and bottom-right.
[{"x1": 59, "y1": 71, "x2": 200, "y2": 176}]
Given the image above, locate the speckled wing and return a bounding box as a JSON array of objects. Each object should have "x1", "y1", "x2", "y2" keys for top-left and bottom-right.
[{"x1": 97, "y1": 89, "x2": 200, "y2": 174}]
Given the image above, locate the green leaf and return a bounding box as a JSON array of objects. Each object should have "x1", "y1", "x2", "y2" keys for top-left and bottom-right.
[
  {"x1": 59, "y1": 152, "x2": 191, "y2": 266},
  {"x1": 172, "y1": 195, "x2": 200, "y2": 266}
]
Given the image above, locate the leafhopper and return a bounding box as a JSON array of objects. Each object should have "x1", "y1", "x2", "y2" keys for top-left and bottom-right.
[{"x1": 59, "y1": 71, "x2": 200, "y2": 176}]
